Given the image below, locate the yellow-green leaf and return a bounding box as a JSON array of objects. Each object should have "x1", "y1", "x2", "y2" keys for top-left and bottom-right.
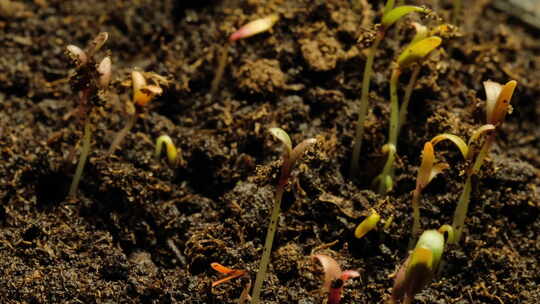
[
  {"x1": 397, "y1": 36, "x2": 442, "y2": 68},
  {"x1": 382, "y1": 6, "x2": 427, "y2": 28}
]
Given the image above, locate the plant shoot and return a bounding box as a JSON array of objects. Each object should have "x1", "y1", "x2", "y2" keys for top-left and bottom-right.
[
  {"x1": 251, "y1": 128, "x2": 316, "y2": 304},
  {"x1": 312, "y1": 254, "x2": 360, "y2": 304}
]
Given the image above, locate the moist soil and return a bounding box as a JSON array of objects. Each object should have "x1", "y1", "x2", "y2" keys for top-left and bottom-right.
[{"x1": 1, "y1": 0, "x2": 539, "y2": 303}]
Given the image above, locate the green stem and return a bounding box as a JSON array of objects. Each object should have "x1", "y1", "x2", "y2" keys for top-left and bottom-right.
[
  {"x1": 350, "y1": 33, "x2": 384, "y2": 178},
  {"x1": 451, "y1": 134, "x2": 494, "y2": 243},
  {"x1": 373, "y1": 68, "x2": 401, "y2": 194},
  {"x1": 69, "y1": 118, "x2": 92, "y2": 197},
  {"x1": 398, "y1": 65, "x2": 420, "y2": 136},
  {"x1": 251, "y1": 180, "x2": 286, "y2": 304},
  {"x1": 409, "y1": 188, "x2": 421, "y2": 249},
  {"x1": 389, "y1": 68, "x2": 401, "y2": 147}
]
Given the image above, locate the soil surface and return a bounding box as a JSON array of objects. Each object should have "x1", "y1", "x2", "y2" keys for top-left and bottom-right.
[{"x1": 1, "y1": 0, "x2": 539, "y2": 303}]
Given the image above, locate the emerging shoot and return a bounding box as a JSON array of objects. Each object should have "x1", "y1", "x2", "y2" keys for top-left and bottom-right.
[
  {"x1": 312, "y1": 254, "x2": 360, "y2": 304},
  {"x1": 354, "y1": 209, "x2": 381, "y2": 239},
  {"x1": 155, "y1": 135, "x2": 179, "y2": 167},
  {"x1": 450, "y1": 80, "x2": 517, "y2": 243},
  {"x1": 211, "y1": 14, "x2": 279, "y2": 96},
  {"x1": 210, "y1": 262, "x2": 247, "y2": 287},
  {"x1": 391, "y1": 227, "x2": 453, "y2": 304},
  {"x1": 108, "y1": 70, "x2": 163, "y2": 155},
  {"x1": 251, "y1": 128, "x2": 316, "y2": 304}
]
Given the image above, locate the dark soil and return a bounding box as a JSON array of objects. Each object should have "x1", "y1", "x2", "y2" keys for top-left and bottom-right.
[{"x1": 1, "y1": 0, "x2": 539, "y2": 303}]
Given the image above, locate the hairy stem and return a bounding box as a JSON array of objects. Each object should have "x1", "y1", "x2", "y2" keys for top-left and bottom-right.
[
  {"x1": 251, "y1": 181, "x2": 285, "y2": 304},
  {"x1": 69, "y1": 118, "x2": 92, "y2": 197},
  {"x1": 409, "y1": 188, "x2": 421, "y2": 249},
  {"x1": 350, "y1": 33, "x2": 383, "y2": 178}
]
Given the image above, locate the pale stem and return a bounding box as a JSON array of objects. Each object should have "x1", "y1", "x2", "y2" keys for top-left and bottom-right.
[
  {"x1": 451, "y1": 134, "x2": 494, "y2": 243},
  {"x1": 398, "y1": 65, "x2": 420, "y2": 135},
  {"x1": 69, "y1": 118, "x2": 92, "y2": 197},
  {"x1": 108, "y1": 113, "x2": 138, "y2": 155},
  {"x1": 350, "y1": 33, "x2": 383, "y2": 178},
  {"x1": 210, "y1": 43, "x2": 230, "y2": 97},
  {"x1": 251, "y1": 183, "x2": 285, "y2": 304}
]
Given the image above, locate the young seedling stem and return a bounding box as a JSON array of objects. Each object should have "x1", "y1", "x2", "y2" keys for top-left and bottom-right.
[
  {"x1": 450, "y1": 80, "x2": 517, "y2": 243},
  {"x1": 69, "y1": 117, "x2": 92, "y2": 197},
  {"x1": 66, "y1": 32, "x2": 111, "y2": 197},
  {"x1": 374, "y1": 36, "x2": 442, "y2": 194},
  {"x1": 350, "y1": 4, "x2": 429, "y2": 179},
  {"x1": 251, "y1": 128, "x2": 316, "y2": 304}
]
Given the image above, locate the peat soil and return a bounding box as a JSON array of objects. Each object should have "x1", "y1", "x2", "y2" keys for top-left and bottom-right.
[{"x1": 0, "y1": 0, "x2": 539, "y2": 303}]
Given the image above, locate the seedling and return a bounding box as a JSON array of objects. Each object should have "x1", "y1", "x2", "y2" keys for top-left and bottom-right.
[
  {"x1": 66, "y1": 32, "x2": 112, "y2": 197},
  {"x1": 391, "y1": 226, "x2": 454, "y2": 304},
  {"x1": 373, "y1": 36, "x2": 442, "y2": 194},
  {"x1": 211, "y1": 14, "x2": 279, "y2": 96},
  {"x1": 108, "y1": 70, "x2": 163, "y2": 155},
  {"x1": 155, "y1": 135, "x2": 179, "y2": 167},
  {"x1": 409, "y1": 135, "x2": 467, "y2": 248},
  {"x1": 450, "y1": 80, "x2": 517, "y2": 243},
  {"x1": 354, "y1": 209, "x2": 381, "y2": 239},
  {"x1": 211, "y1": 262, "x2": 251, "y2": 304},
  {"x1": 350, "y1": 1, "x2": 429, "y2": 178},
  {"x1": 312, "y1": 254, "x2": 360, "y2": 304},
  {"x1": 251, "y1": 128, "x2": 316, "y2": 304}
]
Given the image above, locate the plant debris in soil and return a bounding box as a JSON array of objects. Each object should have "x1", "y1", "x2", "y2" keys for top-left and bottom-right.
[{"x1": 0, "y1": 0, "x2": 539, "y2": 303}]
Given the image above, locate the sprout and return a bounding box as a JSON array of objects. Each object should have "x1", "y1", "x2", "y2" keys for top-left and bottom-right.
[
  {"x1": 354, "y1": 209, "x2": 381, "y2": 239},
  {"x1": 108, "y1": 70, "x2": 163, "y2": 155},
  {"x1": 450, "y1": 80, "x2": 517, "y2": 243},
  {"x1": 155, "y1": 135, "x2": 179, "y2": 167},
  {"x1": 312, "y1": 254, "x2": 360, "y2": 304},
  {"x1": 350, "y1": 2, "x2": 429, "y2": 178},
  {"x1": 229, "y1": 14, "x2": 279, "y2": 42},
  {"x1": 211, "y1": 14, "x2": 279, "y2": 96},
  {"x1": 382, "y1": 6, "x2": 429, "y2": 29},
  {"x1": 66, "y1": 32, "x2": 110, "y2": 197},
  {"x1": 251, "y1": 128, "x2": 316, "y2": 304},
  {"x1": 391, "y1": 227, "x2": 453, "y2": 304},
  {"x1": 97, "y1": 56, "x2": 112, "y2": 89},
  {"x1": 373, "y1": 36, "x2": 442, "y2": 194}
]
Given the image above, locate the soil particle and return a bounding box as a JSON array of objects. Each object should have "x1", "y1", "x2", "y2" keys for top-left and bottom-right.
[
  {"x1": 234, "y1": 59, "x2": 287, "y2": 94},
  {"x1": 299, "y1": 23, "x2": 345, "y2": 72}
]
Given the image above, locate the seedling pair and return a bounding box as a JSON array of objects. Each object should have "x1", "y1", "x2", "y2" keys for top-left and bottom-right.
[
  {"x1": 391, "y1": 225, "x2": 454, "y2": 304},
  {"x1": 66, "y1": 32, "x2": 112, "y2": 197},
  {"x1": 312, "y1": 254, "x2": 360, "y2": 304},
  {"x1": 251, "y1": 128, "x2": 316, "y2": 304},
  {"x1": 350, "y1": 1, "x2": 429, "y2": 178},
  {"x1": 373, "y1": 34, "x2": 442, "y2": 194},
  {"x1": 409, "y1": 134, "x2": 466, "y2": 247}
]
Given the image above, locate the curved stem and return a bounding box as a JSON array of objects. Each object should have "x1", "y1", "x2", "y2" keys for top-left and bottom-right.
[
  {"x1": 350, "y1": 33, "x2": 384, "y2": 178},
  {"x1": 108, "y1": 113, "x2": 138, "y2": 155},
  {"x1": 398, "y1": 65, "x2": 420, "y2": 136},
  {"x1": 373, "y1": 68, "x2": 401, "y2": 194},
  {"x1": 69, "y1": 118, "x2": 92, "y2": 197}
]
